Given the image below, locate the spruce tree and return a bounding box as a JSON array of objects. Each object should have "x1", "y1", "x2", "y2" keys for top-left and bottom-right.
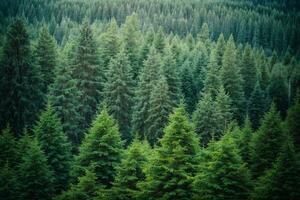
[
  {"x1": 250, "y1": 104, "x2": 285, "y2": 178},
  {"x1": 0, "y1": 126, "x2": 18, "y2": 168},
  {"x1": 252, "y1": 136, "x2": 300, "y2": 200},
  {"x1": 221, "y1": 35, "x2": 246, "y2": 123},
  {"x1": 18, "y1": 138, "x2": 54, "y2": 200},
  {"x1": 34, "y1": 104, "x2": 72, "y2": 192},
  {"x1": 241, "y1": 44, "x2": 257, "y2": 99},
  {"x1": 0, "y1": 18, "x2": 44, "y2": 135},
  {"x1": 111, "y1": 139, "x2": 151, "y2": 200},
  {"x1": 71, "y1": 19, "x2": 102, "y2": 130},
  {"x1": 34, "y1": 26, "x2": 57, "y2": 93},
  {"x1": 132, "y1": 48, "x2": 161, "y2": 138},
  {"x1": 104, "y1": 49, "x2": 134, "y2": 143},
  {"x1": 153, "y1": 27, "x2": 165, "y2": 54},
  {"x1": 238, "y1": 117, "x2": 253, "y2": 165},
  {"x1": 286, "y1": 96, "x2": 300, "y2": 151},
  {"x1": 193, "y1": 137, "x2": 252, "y2": 200},
  {"x1": 215, "y1": 33, "x2": 226, "y2": 68},
  {"x1": 145, "y1": 75, "x2": 173, "y2": 145},
  {"x1": 0, "y1": 163, "x2": 19, "y2": 200},
  {"x1": 139, "y1": 105, "x2": 200, "y2": 200},
  {"x1": 197, "y1": 23, "x2": 210, "y2": 44},
  {"x1": 73, "y1": 108, "x2": 122, "y2": 187}
]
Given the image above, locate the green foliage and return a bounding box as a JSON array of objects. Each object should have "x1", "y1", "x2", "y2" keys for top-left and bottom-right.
[
  {"x1": 34, "y1": 104, "x2": 72, "y2": 192},
  {"x1": 139, "y1": 105, "x2": 200, "y2": 200},
  {"x1": 73, "y1": 108, "x2": 123, "y2": 187},
  {"x1": 285, "y1": 96, "x2": 300, "y2": 151},
  {"x1": 238, "y1": 117, "x2": 253, "y2": 165},
  {"x1": 0, "y1": 163, "x2": 19, "y2": 200},
  {"x1": 193, "y1": 136, "x2": 252, "y2": 200},
  {"x1": 0, "y1": 126, "x2": 18, "y2": 168}
]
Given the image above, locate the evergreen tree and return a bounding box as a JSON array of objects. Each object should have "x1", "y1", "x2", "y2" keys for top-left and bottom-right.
[
  {"x1": 198, "y1": 23, "x2": 210, "y2": 43},
  {"x1": 193, "y1": 137, "x2": 252, "y2": 200},
  {"x1": 139, "y1": 106, "x2": 200, "y2": 200},
  {"x1": 0, "y1": 126, "x2": 18, "y2": 167},
  {"x1": 153, "y1": 27, "x2": 165, "y2": 54},
  {"x1": 34, "y1": 104, "x2": 72, "y2": 192},
  {"x1": 286, "y1": 96, "x2": 300, "y2": 151},
  {"x1": 71, "y1": 19, "x2": 102, "y2": 130},
  {"x1": 215, "y1": 33, "x2": 226, "y2": 68},
  {"x1": 252, "y1": 136, "x2": 300, "y2": 200},
  {"x1": 0, "y1": 163, "x2": 19, "y2": 200},
  {"x1": 221, "y1": 35, "x2": 246, "y2": 123},
  {"x1": 238, "y1": 117, "x2": 253, "y2": 165},
  {"x1": 250, "y1": 104, "x2": 285, "y2": 178},
  {"x1": 248, "y1": 81, "x2": 266, "y2": 129},
  {"x1": 73, "y1": 108, "x2": 122, "y2": 187},
  {"x1": 132, "y1": 48, "x2": 161, "y2": 138},
  {"x1": 241, "y1": 44, "x2": 257, "y2": 99},
  {"x1": 104, "y1": 49, "x2": 134, "y2": 143},
  {"x1": 18, "y1": 138, "x2": 54, "y2": 200},
  {"x1": 111, "y1": 139, "x2": 151, "y2": 200},
  {"x1": 145, "y1": 75, "x2": 173, "y2": 145},
  {"x1": 34, "y1": 26, "x2": 57, "y2": 93},
  {"x1": 0, "y1": 18, "x2": 44, "y2": 135}
]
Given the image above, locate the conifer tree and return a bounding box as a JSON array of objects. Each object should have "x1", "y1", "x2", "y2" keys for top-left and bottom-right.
[
  {"x1": 252, "y1": 136, "x2": 300, "y2": 200},
  {"x1": 18, "y1": 138, "x2": 54, "y2": 200},
  {"x1": 241, "y1": 44, "x2": 257, "y2": 99},
  {"x1": 153, "y1": 27, "x2": 165, "y2": 54},
  {"x1": 104, "y1": 49, "x2": 134, "y2": 143},
  {"x1": 286, "y1": 95, "x2": 300, "y2": 151},
  {"x1": 238, "y1": 117, "x2": 253, "y2": 165},
  {"x1": 0, "y1": 18, "x2": 44, "y2": 135},
  {"x1": 34, "y1": 104, "x2": 72, "y2": 192},
  {"x1": 215, "y1": 85, "x2": 232, "y2": 132},
  {"x1": 248, "y1": 81, "x2": 266, "y2": 129},
  {"x1": 132, "y1": 48, "x2": 161, "y2": 138},
  {"x1": 250, "y1": 104, "x2": 285, "y2": 178},
  {"x1": 145, "y1": 75, "x2": 173, "y2": 145},
  {"x1": 111, "y1": 139, "x2": 151, "y2": 200},
  {"x1": 221, "y1": 35, "x2": 246, "y2": 123},
  {"x1": 34, "y1": 26, "x2": 57, "y2": 93},
  {"x1": 215, "y1": 33, "x2": 226, "y2": 68},
  {"x1": 0, "y1": 126, "x2": 18, "y2": 167},
  {"x1": 198, "y1": 23, "x2": 210, "y2": 43},
  {"x1": 71, "y1": 19, "x2": 102, "y2": 130},
  {"x1": 73, "y1": 108, "x2": 122, "y2": 187},
  {"x1": 193, "y1": 137, "x2": 252, "y2": 200},
  {"x1": 139, "y1": 106, "x2": 200, "y2": 200},
  {"x1": 0, "y1": 163, "x2": 19, "y2": 200}
]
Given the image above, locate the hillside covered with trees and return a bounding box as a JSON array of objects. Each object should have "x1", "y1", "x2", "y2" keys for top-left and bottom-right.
[{"x1": 0, "y1": 0, "x2": 300, "y2": 199}]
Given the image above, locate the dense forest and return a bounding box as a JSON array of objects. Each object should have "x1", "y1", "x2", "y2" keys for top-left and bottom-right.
[{"x1": 0, "y1": 0, "x2": 300, "y2": 199}]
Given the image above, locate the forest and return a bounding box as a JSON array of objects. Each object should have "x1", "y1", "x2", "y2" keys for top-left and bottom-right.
[{"x1": 0, "y1": 0, "x2": 300, "y2": 199}]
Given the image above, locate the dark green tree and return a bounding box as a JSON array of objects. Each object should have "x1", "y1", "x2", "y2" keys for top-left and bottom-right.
[
  {"x1": 153, "y1": 27, "x2": 165, "y2": 54},
  {"x1": 238, "y1": 117, "x2": 253, "y2": 165},
  {"x1": 139, "y1": 105, "x2": 200, "y2": 200},
  {"x1": 0, "y1": 163, "x2": 19, "y2": 200},
  {"x1": 0, "y1": 126, "x2": 18, "y2": 168},
  {"x1": 34, "y1": 104, "x2": 72, "y2": 192},
  {"x1": 215, "y1": 33, "x2": 226, "y2": 68}
]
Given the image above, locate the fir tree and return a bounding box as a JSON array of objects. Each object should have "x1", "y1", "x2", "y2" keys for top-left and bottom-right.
[
  {"x1": 238, "y1": 117, "x2": 253, "y2": 165},
  {"x1": 0, "y1": 18, "x2": 44, "y2": 135},
  {"x1": 145, "y1": 75, "x2": 173, "y2": 145},
  {"x1": 215, "y1": 33, "x2": 226, "y2": 68},
  {"x1": 104, "y1": 49, "x2": 134, "y2": 143},
  {"x1": 139, "y1": 105, "x2": 200, "y2": 200},
  {"x1": 221, "y1": 35, "x2": 246, "y2": 123},
  {"x1": 197, "y1": 23, "x2": 210, "y2": 43},
  {"x1": 0, "y1": 163, "x2": 19, "y2": 200},
  {"x1": 34, "y1": 26, "x2": 57, "y2": 93},
  {"x1": 18, "y1": 138, "x2": 54, "y2": 200},
  {"x1": 250, "y1": 104, "x2": 285, "y2": 178},
  {"x1": 193, "y1": 137, "x2": 252, "y2": 200},
  {"x1": 153, "y1": 27, "x2": 165, "y2": 54},
  {"x1": 0, "y1": 126, "x2": 18, "y2": 168},
  {"x1": 34, "y1": 104, "x2": 72, "y2": 192},
  {"x1": 286, "y1": 96, "x2": 300, "y2": 151},
  {"x1": 252, "y1": 136, "x2": 300, "y2": 200},
  {"x1": 71, "y1": 19, "x2": 102, "y2": 130},
  {"x1": 73, "y1": 108, "x2": 122, "y2": 187},
  {"x1": 215, "y1": 85, "x2": 232, "y2": 132}
]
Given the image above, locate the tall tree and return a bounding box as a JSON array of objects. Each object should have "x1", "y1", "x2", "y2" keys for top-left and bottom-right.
[
  {"x1": 221, "y1": 35, "x2": 246, "y2": 123},
  {"x1": 215, "y1": 85, "x2": 232, "y2": 132},
  {"x1": 215, "y1": 33, "x2": 226, "y2": 68},
  {"x1": 104, "y1": 49, "x2": 134, "y2": 143},
  {"x1": 34, "y1": 104, "x2": 72, "y2": 192},
  {"x1": 0, "y1": 18, "x2": 43, "y2": 135},
  {"x1": 71, "y1": 19, "x2": 102, "y2": 130},
  {"x1": 193, "y1": 137, "x2": 252, "y2": 200},
  {"x1": 0, "y1": 163, "x2": 19, "y2": 200},
  {"x1": 34, "y1": 26, "x2": 57, "y2": 93},
  {"x1": 139, "y1": 106, "x2": 200, "y2": 200},
  {"x1": 73, "y1": 108, "x2": 122, "y2": 187},
  {"x1": 0, "y1": 126, "x2": 18, "y2": 168},
  {"x1": 153, "y1": 27, "x2": 165, "y2": 54}
]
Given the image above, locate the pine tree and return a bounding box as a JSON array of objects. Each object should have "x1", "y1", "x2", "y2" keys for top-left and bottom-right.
[
  {"x1": 241, "y1": 44, "x2": 257, "y2": 99},
  {"x1": 104, "y1": 49, "x2": 134, "y2": 143},
  {"x1": 250, "y1": 104, "x2": 285, "y2": 178},
  {"x1": 99, "y1": 18, "x2": 120, "y2": 71},
  {"x1": 0, "y1": 163, "x2": 19, "y2": 200},
  {"x1": 0, "y1": 18, "x2": 44, "y2": 135},
  {"x1": 71, "y1": 19, "x2": 102, "y2": 130},
  {"x1": 132, "y1": 48, "x2": 161, "y2": 138},
  {"x1": 73, "y1": 108, "x2": 122, "y2": 187},
  {"x1": 193, "y1": 137, "x2": 252, "y2": 200},
  {"x1": 139, "y1": 106, "x2": 200, "y2": 200},
  {"x1": 34, "y1": 104, "x2": 72, "y2": 192},
  {"x1": 286, "y1": 96, "x2": 300, "y2": 151},
  {"x1": 248, "y1": 81, "x2": 266, "y2": 129},
  {"x1": 0, "y1": 126, "x2": 18, "y2": 168},
  {"x1": 221, "y1": 35, "x2": 246, "y2": 123},
  {"x1": 202, "y1": 48, "x2": 222, "y2": 98},
  {"x1": 252, "y1": 136, "x2": 300, "y2": 200},
  {"x1": 145, "y1": 75, "x2": 173, "y2": 145},
  {"x1": 18, "y1": 138, "x2": 54, "y2": 200},
  {"x1": 111, "y1": 139, "x2": 151, "y2": 200},
  {"x1": 34, "y1": 26, "x2": 57, "y2": 93}
]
